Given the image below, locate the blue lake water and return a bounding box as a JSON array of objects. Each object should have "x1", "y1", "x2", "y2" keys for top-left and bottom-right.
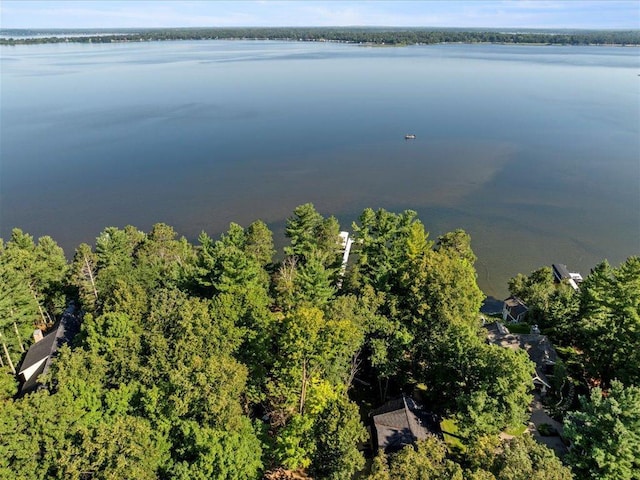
[{"x1": 1, "y1": 41, "x2": 638, "y2": 297}]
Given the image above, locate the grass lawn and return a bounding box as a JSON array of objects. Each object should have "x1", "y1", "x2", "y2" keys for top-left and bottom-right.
[
  {"x1": 441, "y1": 418, "x2": 465, "y2": 452},
  {"x1": 505, "y1": 423, "x2": 528, "y2": 436},
  {"x1": 505, "y1": 323, "x2": 531, "y2": 334}
]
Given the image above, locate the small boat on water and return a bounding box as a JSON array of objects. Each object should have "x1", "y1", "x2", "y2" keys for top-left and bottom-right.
[{"x1": 404, "y1": 134, "x2": 416, "y2": 140}]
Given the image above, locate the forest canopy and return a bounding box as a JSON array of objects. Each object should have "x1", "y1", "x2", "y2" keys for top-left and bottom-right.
[{"x1": 0, "y1": 204, "x2": 637, "y2": 479}]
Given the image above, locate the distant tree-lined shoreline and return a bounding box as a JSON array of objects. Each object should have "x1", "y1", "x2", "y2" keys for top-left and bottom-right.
[{"x1": 2, "y1": 27, "x2": 639, "y2": 46}]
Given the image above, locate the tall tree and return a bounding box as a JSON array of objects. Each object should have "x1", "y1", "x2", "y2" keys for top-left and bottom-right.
[
  {"x1": 492, "y1": 435, "x2": 573, "y2": 480},
  {"x1": 267, "y1": 303, "x2": 364, "y2": 470},
  {"x1": 196, "y1": 227, "x2": 267, "y2": 298},
  {"x1": 33, "y1": 235, "x2": 68, "y2": 314},
  {"x1": 399, "y1": 246, "x2": 484, "y2": 335},
  {"x1": 574, "y1": 257, "x2": 640, "y2": 387},
  {"x1": 385, "y1": 437, "x2": 463, "y2": 480},
  {"x1": 135, "y1": 222, "x2": 195, "y2": 289},
  {"x1": 436, "y1": 229, "x2": 477, "y2": 264},
  {"x1": 310, "y1": 397, "x2": 367, "y2": 480},
  {"x1": 564, "y1": 381, "x2": 640, "y2": 480},
  {"x1": 291, "y1": 251, "x2": 336, "y2": 307},
  {"x1": 140, "y1": 288, "x2": 248, "y2": 427},
  {"x1": 508, "y1": 266, "x2": 578, "y2": 329},
  {"x1": 0, "y1": 260, "x2": 39, "y2": 356},
  {"x1": 245, "y1": 220, "x2": 276, "y2": 267},
  {"x1": 94, "y1": 226, "x2": 142, "y2": 271},
  {"x1": 285, "y1": 203, "x2": 325, "y2": 259},
  {"x1": 424, "y1": 329, "x2": 534, "y2": 438},
  {"x1": 70, "y1": 243, "x2": 99, "y2": 312},
  {"x1": 285, "y1": 203, "x2": 341, "y2": 266},
  {"x1": 349, "y1": 208, "x2": 421, "y2": 293},
  {"x1": 169, "y1": 418, "x2": 263, "y2": 480},
  {"x1": 366, "y1": 452, "x2": 392, "y2": 480},
  {"x1": 2, "y1": 229, "x2": 68, "y2": 326},
  {"x1": 94, "y1": 226, "x2": 145, "y2": 303}
]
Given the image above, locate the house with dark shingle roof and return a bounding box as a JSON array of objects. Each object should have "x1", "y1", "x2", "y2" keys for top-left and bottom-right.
[
  {"x1": 502, "y1": 296, "x2": 528, "y2": 323},
  {"x1": 552, "y1": 263, "x2": 583, "y2": 291},
  {"x1": 485, "y1": 322, "x2": 557, "y2": 394},
  {"x1": 17, "y1": 304, "x2": 80, "y2": 396},
  {"x1": 370, "y1": 396, "x2": 441, "y2": 452}
]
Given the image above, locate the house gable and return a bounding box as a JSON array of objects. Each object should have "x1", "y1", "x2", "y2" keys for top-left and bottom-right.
[
  {"x1": 17, "y1": 304, "x2": 80, "y2": 396},
  {"x1": 19, "y1": 357, "x2": 48, "y2": 383},
  {"x1": 18, "y1": 330, "x2": 58, "y2": 378},
  {"x1": 502, "y1": 296, "x2": 528, "y2": 323}
]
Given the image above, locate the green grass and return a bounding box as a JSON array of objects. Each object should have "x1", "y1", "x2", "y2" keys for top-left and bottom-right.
[
  {"x1": 441, "y1": 418, "x2": 465, "y2": 452},
  {"x1": 505, "y1": 423, "x2": 528, "y2": 436},
  {"x1": 506, "y1": 323, "x2": 531, "y2": 334}
]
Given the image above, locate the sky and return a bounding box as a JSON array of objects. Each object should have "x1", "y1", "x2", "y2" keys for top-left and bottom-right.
[{"x1": 1, "y1": 1, "x2": 638, "y2": 30}]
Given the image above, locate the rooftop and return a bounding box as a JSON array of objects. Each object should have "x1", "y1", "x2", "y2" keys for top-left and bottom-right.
[
  {"x1": 17, "y1": 304, "x2": 80, "y2": 396},
  {"x1": 552, "y1": 263, "x2": 582, "y2": 291},
  {"x1": 503, "y1": 296, "x2": 528, "y2": 321},
  {"x1": 371, "y1": 396, "x2": 441, "y2": 452},
  {"x1": 485, "y1": 322, "x2": 558, "y2": 389}
]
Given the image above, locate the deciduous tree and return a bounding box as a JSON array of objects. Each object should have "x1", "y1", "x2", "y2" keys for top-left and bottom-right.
[{"x1": 310, "y1": 397, "x2": 366, "y2": 480}]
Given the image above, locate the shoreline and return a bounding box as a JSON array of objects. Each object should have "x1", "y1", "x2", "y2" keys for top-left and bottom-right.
[
  {"x1": 2, "y1": 27, "x2": 638, "y2": 47},
  {"x1": 3, "y1": 37, "x2": 638, "y2": 47}
]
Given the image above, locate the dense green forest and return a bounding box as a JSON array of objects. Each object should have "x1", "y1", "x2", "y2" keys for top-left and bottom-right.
[
  {"x1": 1, "y1": 27, "x2": 639, "y2": 46},
  {"x1": 0, "y1": 204, "x2": 638, "y2": 479}
]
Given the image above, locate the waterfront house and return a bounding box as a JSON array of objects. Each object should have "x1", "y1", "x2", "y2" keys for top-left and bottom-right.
[
  {"x1": 502, "y1": 296, "x2": 528, "y2": 323},
  {"x1": 17, "y1": 305, "x2": 80, "y2": 396},
  {"x1": 486, "y1": 322, "x2": 558, "y2": 394},
  {"x1": 552, "y1": 263, "x2": 583, "y2": 291}
]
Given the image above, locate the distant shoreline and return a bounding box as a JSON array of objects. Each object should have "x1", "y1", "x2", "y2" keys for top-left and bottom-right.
[{"x1": 2, "y1": 27, "x2": 638, "y2": 46}]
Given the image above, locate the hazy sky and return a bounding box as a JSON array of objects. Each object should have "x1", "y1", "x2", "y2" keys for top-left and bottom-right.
[{"x1": 1, "y1": 1, "x2": 638, "y2": 30}]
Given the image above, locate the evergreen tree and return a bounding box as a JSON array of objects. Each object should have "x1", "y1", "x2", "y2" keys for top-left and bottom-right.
[
  {"x1": 575, "y1": 257, "x2": 640, "y2": 387},
  {"x1": 245, "y1": 220, "x2": 276, "y2": 267},
  {"x1": 285, "y1": 203, "x2": 341, "y2": 266},
  {"x1": 565, "y1": 381, "x2": 640, "y2": 480}
]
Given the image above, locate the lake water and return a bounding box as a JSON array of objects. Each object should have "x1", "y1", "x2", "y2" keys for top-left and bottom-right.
[{"x1": 1, "y1": 41, "x2": 638, "y2": 298}]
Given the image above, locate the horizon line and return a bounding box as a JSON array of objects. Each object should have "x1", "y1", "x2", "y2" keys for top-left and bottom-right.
[{"x1": 3, "y1": 25, "x2": 638, "y2": 31}]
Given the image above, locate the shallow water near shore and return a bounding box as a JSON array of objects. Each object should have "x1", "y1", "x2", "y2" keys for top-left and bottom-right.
[{"x1": 1, "y1": 41, "x2": 638, "y2": 298}]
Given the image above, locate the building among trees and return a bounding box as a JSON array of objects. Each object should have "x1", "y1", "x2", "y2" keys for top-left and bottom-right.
[
  {"x1": 552, "y1": 263, "x2": 583, "y2": 291},
  {"x1": 486, "y1": 322, "x2": 557, "y2": 394},
  {"x1": 17, "y1": 304, "x2": 80, "y2": 396},
  {"x1": 370, "y1": 396, "x2": 441, "y2": 453},
  {"x1": 502, "y1": 295, "x2": 529, "y2": 323}
]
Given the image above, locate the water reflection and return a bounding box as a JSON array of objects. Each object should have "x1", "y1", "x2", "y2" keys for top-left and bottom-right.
[{"x1": 1, "y1": 41, "x2": 638, "y2": 297}]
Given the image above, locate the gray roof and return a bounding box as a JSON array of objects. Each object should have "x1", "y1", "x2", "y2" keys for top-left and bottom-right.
[
  {"x1": 18, "y1": 304, "x2": 80, "y2": 395},
  {"x1": 504, "y1": 296, "x2": 528, "y2": 320},
  {"x1": 485, "y1": 321, "x2": 509, "y2": 337},
  {"x1": 485, "y1": 323, "x2": 557, "y2": 388},
  {"x1": 552, "y1": 263, "x2": 571, "y2": 281},
  {"x1": 371, "y1": 396, "x2": 441, "y2": 452},
  {"x1": 18, "y1": 330, "x2": 58, "y2": 375}
]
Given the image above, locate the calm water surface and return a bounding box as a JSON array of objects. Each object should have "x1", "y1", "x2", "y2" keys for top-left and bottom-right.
[{"x1": 1, "y1": 41, "x2": 638, "y2": 298}]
